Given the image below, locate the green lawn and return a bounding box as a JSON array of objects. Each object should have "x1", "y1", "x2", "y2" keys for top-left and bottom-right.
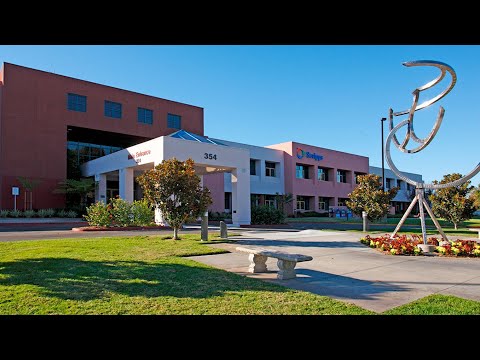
[
  {"x1": 384, "y1": 294, "x2": 480, "y2": 315},
  {"x1": 0, "y1": 234, "x2": 372, "y2": 315},
  {"x1": 1, "y1": 234, "x2": 478, "y2": 314}
]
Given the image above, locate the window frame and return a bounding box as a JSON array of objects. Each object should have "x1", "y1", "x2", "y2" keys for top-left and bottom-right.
[
  {"x1": 167, "y1": 113, "x2": 182, "y2": 129},
  {"x1": 337, "y1": 169, "x2": 347, "y2": 183},
  {"x1": 67, "y1": 93, "x2": 87, "y2": 112},
  {"x1": 137, "y1": 107, "x2": 153, "y2": 125},
  {"x1": 265, "y1": 161, "x2": 276, "y2": 177},
  {"x1": 104, "y1": 100, "x2": 122, "y2": 119}
]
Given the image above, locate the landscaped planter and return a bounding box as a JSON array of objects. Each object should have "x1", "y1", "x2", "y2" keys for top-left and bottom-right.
[{"x1": 360, "y1": 234, "x2": 480, "y2": 257}]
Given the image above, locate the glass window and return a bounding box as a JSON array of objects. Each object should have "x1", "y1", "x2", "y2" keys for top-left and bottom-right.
[
  {"x1": 338, "y1": 198, "x2": 349, "y2": 206},
  {"x1": 67, "y1": 141, "x2": 124, "y2": 167},
  {"x1": 397, "y1": 179, "x2": 403, "y2": 189},
  {"x1": 296, "y1": 164, "x2": 309, "y2": 179},
  {"x1": 265, "y1": 162, "x2": 276, "y2": 177},
  {"x1": 167, "y1": 113, "x2": 181, "y2": 129},
  {"x1": 67, "y1": 93, "x2": 87, "y2": 112},
  {"x1": 318, "y1": 197, "x2": 330, "y2": 211},
  {"x1": 318, "y1": 167, "x2": 329, "y2": 181},
  {"x1": 104, "y1": 100, "x2": 122, "y2": 119},
  {"x1": 296, "y1": 196, "x2": 310, "y2": 211},
  {"x1": 250, "y1": 159, "x2": 257, "y2": 175},
  {"x1": 386, "y1": 178, "x2": 392, "y2": 189},
  {"x1": 251, "y1": 194, "x2": 260, "y2": 207},
  {"x1": 337, "y1": 170, "x2": 347, "y2": 183},
  {"x1": 264, "y1": 195, "x2": 276, "y2": 208},
  {"x1": 138, "y1": 107, "x2": 153, "y2": 125}
]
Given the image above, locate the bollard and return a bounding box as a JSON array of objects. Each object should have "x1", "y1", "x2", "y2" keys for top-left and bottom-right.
[
  {"x1": 201, "y1": 211, "x2": 209, "y2": 241},
  {"x1": 220, "y1": 221, "x2": 228, "y2": 239},
  {"x1": 362, "y1": 211, "x2": 369, "y2": 232}
]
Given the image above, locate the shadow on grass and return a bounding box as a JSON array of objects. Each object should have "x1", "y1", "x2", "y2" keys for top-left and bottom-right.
[{"x1": 0, "y1": 257, "x2": 287, "y2": 301}]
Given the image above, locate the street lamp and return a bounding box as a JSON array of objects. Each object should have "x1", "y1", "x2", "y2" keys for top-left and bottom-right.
[{"x1": 381, "y1": 117, "x2": 386, "y2": 191}]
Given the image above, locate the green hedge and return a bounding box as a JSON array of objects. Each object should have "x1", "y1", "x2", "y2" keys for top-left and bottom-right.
[
  {"x1": 251, "y1": 206, "x2": 285, "y2": 225},
  {"x1": 84, "y1": 199, "x2": 154, "y2": 227}
]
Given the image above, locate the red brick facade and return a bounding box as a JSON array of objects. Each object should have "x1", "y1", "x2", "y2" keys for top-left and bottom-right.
[{"x1": 0, "y1": 63, "x2": 204, "y2": 210}]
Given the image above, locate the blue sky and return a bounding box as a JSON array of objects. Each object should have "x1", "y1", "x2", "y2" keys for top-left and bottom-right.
[{"x1": 1, "y1": 45, "x2": 479, "y2": 186}]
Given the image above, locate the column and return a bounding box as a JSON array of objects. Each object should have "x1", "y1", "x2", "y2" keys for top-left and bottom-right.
[
  {"x1": 94, "y1": 174, "x2": 107, "y2": 203},
  {"x1": 119, "y1": 168, "x2": 134, "y2": 203},
  {"x1": 231, "y1": 168, "x2": 251, "y2": 226}
]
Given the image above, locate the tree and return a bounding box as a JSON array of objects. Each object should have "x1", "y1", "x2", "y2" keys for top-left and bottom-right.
[
  {"x1": 53, "y1": 178, "x2": 96, "y2": 211},
  {"x1": 429, "y1": 173, "x2": 476, "y2": 230},
  {"x1": 470, "y1": 184, "x2": 480, "y2": 210},
  {"x1": 346, "y1": 174, "x2": 398, "y2": 222},
  {"x1": 17, "y1": 176, "x2": 43, "y2": 210},
  {"x1": 274, "y1": 192, "x2": 293, "y2": 214},
  {"x1": 136, "y1": 158, "x2": 212, "y2": 240}
]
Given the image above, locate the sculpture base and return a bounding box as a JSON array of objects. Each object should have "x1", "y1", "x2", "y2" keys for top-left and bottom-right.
[{"x1": 417, "y1": 244, "x2": 436, "y2": 254}]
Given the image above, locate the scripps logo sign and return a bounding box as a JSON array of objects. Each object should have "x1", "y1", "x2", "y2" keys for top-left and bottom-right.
[{"x1": 296, "y1": 148, "x2": 323, "y2": 161}]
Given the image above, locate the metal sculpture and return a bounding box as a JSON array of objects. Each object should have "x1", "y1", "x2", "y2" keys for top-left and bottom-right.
[{"x1": 386, "y1": 60, "x2": 480, "y2": 245}]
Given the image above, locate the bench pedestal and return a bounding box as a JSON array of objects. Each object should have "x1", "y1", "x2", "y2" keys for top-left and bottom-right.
[
  {"x1": 277, "y1": 259, "x2": 296, "y2": 280},
  {"x1": 248, "y1": 253, "x2": 268, "y2": 273}
]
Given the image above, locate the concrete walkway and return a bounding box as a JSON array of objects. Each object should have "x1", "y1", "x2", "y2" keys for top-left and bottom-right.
[{"x1": 189, "y1": 230, "x2": 480, "y2": 313}]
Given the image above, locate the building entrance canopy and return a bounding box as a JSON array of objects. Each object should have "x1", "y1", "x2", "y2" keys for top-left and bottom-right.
[{"x1": 81, "y1": 130, "x2": 251, "y2": 225}]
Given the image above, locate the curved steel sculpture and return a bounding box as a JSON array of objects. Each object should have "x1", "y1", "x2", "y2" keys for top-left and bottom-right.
[{"x1": 386, "y1": 60, "x2": 480, "y2": 244}]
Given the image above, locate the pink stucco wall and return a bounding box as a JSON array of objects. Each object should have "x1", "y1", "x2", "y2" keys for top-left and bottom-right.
[
  {"x1": 267, "y1": 141, "x2": 369, "y2": 213},
  {"x1": 203, "y1": 173, "x2": 225, "y2": 213}
]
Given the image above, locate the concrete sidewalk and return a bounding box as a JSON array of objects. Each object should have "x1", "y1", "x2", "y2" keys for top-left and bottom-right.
[{"x1": 189, "y1": 230, "x2": 480, "y2": 313}]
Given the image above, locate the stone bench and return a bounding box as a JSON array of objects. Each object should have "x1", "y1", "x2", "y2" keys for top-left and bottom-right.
[
  {"x1": 469, "y1": 228, "x2": 480, "y2": 239},
  {"x1": 235, "y1": 246, "x2": 313, "y2": 280}
]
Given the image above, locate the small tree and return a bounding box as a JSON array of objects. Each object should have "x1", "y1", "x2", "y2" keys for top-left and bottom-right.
[
  {"x1": 470, "y1": 184, "x2": 480, "y2": 210},
  {"x1": 429, "y1": 173, "x2": 476, "y2": 230},
  {"x1": 53, "y1": 178, "x2": 96, "y2": 211},
  {"x1": 17, "y1": 177, "x2": 43, "y2": 210},
  {"x1": 136, "y1": 158, "x2": 212, "y2": 240},
  {"x1": 346, "y1": 174, "x2": 398, "y2": 222},
  {"x1": 274, "y1": 192, "x2": 293, "y2": 214}
]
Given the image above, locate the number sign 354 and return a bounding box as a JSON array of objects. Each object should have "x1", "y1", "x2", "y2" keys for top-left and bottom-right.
[{"x1": 204, "y1": 153, "x2": 217, "y2": 160}]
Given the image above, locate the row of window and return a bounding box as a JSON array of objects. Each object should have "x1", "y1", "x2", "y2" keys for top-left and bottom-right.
[
  {"x1": 296, "y1": 196, "x2": 349, "y2": 211},
  {"x1": 296, "y1": 164, "x2": 365, "y2": 184},
  {"x1": 384, "y1": 178, "x2": 412, "y2": 191},
  {"x1": 67, "y1": 93, "x2": 182, "y2": 129},
  {"x1": 249, "y1": 194, "x2": 349, "y2": 211}
]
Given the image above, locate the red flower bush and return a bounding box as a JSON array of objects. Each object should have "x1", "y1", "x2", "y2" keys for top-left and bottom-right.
[{"x1": 360, "y1": 234, "x2": 480, "y2": 257}]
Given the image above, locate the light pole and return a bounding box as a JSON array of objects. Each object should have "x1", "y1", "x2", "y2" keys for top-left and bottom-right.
[{"x1": 381, "y1": 117, "x2": 386, "y2": 191}]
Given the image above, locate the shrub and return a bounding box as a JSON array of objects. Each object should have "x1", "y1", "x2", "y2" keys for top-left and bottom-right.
[
  {"x1": 208, "y1": 211, "x2": 232, "y2": 221},
  {"x1": 37, "y1": 208, "x2": 55, "y2": 218},
  {"x1": 131, "y1": 199, "x2": 154, "y2": 226},
  {"x1": 84, "y1": 202, "x2": 111, "y2": 227},
  {"x1": 9, "y1": 210, "x2": 22, "y2": 218},
  {"x1": 56, "y1": 209, "x2": 68, "y2": 218},
  {"x1": 66, "y1": 210, "x2": 78, "y2": 218},
  {"x1": 0, "y1": 210, "x2": 9, "y2": 218},
  {"x1": 23, "y1": 210, "x2": 36, "y2": 218},
  {"x1": 110, "y1": 198, "x2": 133, "y2": 227},
  {"x1": 251, "y1": 206, "x2": 285, "y2": 225}
]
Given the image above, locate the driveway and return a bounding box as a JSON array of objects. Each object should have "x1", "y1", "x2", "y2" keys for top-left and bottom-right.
[{"x1": 189, "y1": 229, "x2": 480, "y2": 313}]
